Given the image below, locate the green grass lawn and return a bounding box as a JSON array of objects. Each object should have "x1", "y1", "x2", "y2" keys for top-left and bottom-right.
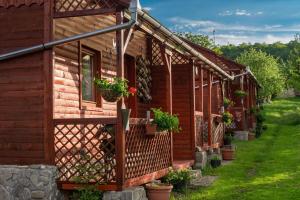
[{"x1": 175, "y1": 97, "x2": 300, "y2": 200}]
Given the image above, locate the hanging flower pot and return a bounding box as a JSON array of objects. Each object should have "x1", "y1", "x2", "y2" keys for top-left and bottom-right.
[
  {"x1": 94, "y1": 78, "x2": 137, "y2": 103},
  {"x1": 101, "y1": 89, "x2": 123, "y2": 102}
]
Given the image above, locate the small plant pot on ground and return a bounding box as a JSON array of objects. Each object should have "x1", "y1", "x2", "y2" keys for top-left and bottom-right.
[
  {"x1": 221, "y1": 145, "x2": 235, "y2": 160},
  {"x1": 210, "y1": 156, "x2": 221, "y2": 168},
  {"x1": 248, "y1": 132, "x2": 256, "y2": 141},
  {"x1": 145, "y1": 183, "x2": 173, "y2": 200}
]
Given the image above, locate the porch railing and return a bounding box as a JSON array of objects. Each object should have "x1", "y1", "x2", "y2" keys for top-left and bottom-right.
[
  {"x1": 53, "y1": 118, "x2": 172, "y2": 190},
  {"x1": 195, "y1": 112, "x2": 204, "y2": 147},
  {"x1": 211, "y1": 114, "x2": 225, "y2": 147},
  {"x1": 54, "y1": 118, "x2": 117, "y2": 185}
]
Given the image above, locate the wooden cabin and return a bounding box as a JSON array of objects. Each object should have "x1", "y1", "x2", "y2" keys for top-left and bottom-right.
[
  {"x1": 183, "y1": 40, "x2": 259, "y2": 132},
  {"x1": 0, "y1": 0, "x2": 256, "y2": 193}
]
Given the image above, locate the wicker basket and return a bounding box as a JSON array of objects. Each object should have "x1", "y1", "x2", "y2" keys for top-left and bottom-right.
[{"x1": 100, "y1": 89, "x2": 122, "y2": 102}]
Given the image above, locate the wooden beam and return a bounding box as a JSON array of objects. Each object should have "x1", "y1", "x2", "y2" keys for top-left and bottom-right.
[
  {"x1": 199, "y1": 66, "x2": 204, "y2": 113},
  {"x1": 115, "y1": 11, "x2": 126, "y2": 191},
  {"x1": 190, "y1": 61, "x2": 196, "y2": 157},
  {"x1": 124, "y1": 27, "x2": 134, "y2": 52}
]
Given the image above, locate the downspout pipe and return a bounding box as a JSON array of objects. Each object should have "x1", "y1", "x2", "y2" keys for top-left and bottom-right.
[
  {"x1": 137, "y1": 10, "x2": 234, "y2": 80},
  {"x1": 0, "y1": 0, "x2": 140, "y2": 61}
]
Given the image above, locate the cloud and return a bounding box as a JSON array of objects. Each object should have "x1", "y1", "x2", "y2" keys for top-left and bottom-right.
[
  {"x1": 143, "y1": 7, "x2": 153, "y2": 11},
  {"x1": 219, "y1": 9, "x2": 263, "y2": 17},
  {"x1": 169, "y1": 17, "x2": 300, "y2": 33},
  {"x1": 215, "y1": 34, "x2": 293, "y2": 45}
]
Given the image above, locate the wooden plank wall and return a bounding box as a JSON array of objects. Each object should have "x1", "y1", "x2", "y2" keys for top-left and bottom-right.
[
  {"x1": 53, "y1": 15, "x2": 147, "y2": 118},
  {"x1": 0, "y1": 5, "x2": 47, "y2": 164},
  {"x1": 172, "y1": 64, "x2": 194, "y2": 160}
]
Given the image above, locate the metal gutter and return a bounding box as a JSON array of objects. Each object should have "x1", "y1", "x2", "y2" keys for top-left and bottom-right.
[
  {"x1": 137, "y1": 10, "x2": 234, "y2": 80},
  {"x1": 0, "y1": 0, "x2": 140, "y2": 61}
]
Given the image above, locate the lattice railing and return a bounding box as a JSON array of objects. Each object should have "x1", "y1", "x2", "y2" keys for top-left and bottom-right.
[
  {"x1": 212, "y1": 115, "x2": 225, "y2": 147},
  {"x1": 195, "y1": 112, "x2": 204, "y2": 147},
  {"x1": 151, "y1": 39, "x2": 164, "y2": 66},
  {"x1": 54, "y1": 118, "x2": 117, "y2": 184},
  {"x1": 125, "y1": 119, "x2": 172, "y2": 180},
  {"x1": 172, "y1": 50, "x2": 190, "y2": 65},
  {"x1": 54, "y1": 0, "x2": 119, "y2": 17}
]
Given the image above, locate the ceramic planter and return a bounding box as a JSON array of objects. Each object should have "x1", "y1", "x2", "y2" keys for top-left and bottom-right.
[
  {"x1": 248, "y1": 133, "x2": 256, "y2": 141},
  {"x1": 221, "y1": 145, "x2": 235, "y2": 160},
  {"x1": 146, "y1": 183, "x2": 173, "y2": 200},
  {"x1": 146, "y1": 123, "x2": 157, "y2": 136},
  {"x1": 210, "y1": 159, "x2": 221, "y2": 168},
  {"x1": 121, "y1": 109, "x2": 131, "y2": 131}
]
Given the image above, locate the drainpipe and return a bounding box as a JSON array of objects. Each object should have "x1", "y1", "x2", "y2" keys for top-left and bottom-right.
[
  {"x1": 137, "y1": 10, "x2": 234, "y2": 80},
  {"x1": 0, "y1": 0, "x2": 140, "y2": 61}
]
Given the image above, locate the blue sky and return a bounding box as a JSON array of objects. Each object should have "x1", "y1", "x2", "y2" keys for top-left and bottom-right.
[{"x1": 141, "y1": 0, "x2": 300, "y2": 45}]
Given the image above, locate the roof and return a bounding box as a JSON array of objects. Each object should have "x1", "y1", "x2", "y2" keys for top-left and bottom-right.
[{"x1": 0, "y1": 0, "x2": 44, "y2": 8}]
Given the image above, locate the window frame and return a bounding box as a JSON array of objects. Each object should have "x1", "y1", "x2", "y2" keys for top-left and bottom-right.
[{"x1": 79, "y1": 44, "x2": 102, "y2": 110}]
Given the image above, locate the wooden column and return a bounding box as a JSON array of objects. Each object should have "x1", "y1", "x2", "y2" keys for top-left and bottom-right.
[
  {"x1": 115, "y1": 11, "x2": 125, "y2": 191},
  {"x1": 207, "y1": 71, "x2": 212, "y2": 147},
  {"x1": 199, "y1": 66, "x2": 204, "y2": 113},
  {"x1": 190, "y1": 61, "x2": 196, "y2": 156}
]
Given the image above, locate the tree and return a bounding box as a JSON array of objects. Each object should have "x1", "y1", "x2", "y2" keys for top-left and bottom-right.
[
  {"x1": 236, "y1": 49, "x2": 284, "y2": 101},
  {"x1": 178, "y1": 32, "x2": 222, "y2": 54}
]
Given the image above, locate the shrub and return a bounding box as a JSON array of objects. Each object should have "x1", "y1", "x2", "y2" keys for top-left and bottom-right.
[
  {"x1": 161, "y1": 169, "x2": 192, "y2": 193},
  {"x1": 151, "y1": 108, "x2": 181, "y2": 133}
]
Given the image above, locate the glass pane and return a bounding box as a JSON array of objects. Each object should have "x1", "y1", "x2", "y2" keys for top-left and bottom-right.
[{"x1": 82, "y1": 53, "x2": 94, "y2": 101}]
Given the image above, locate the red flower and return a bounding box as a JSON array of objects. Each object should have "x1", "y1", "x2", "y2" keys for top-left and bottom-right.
[{"x1": 128, "y1": 87, "x2": 137, "y2": 96}]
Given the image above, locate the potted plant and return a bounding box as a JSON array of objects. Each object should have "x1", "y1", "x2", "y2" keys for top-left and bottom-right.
[
  {"x1": 210, "y1": 155, "x2": 221, "y2": 168},
  {"x1": 223, "y1": 132, "x2": 233, "y2": 146},
  {"x1": 146, "y1": 123, "x2": 158, "y2": 136},
  {"x1": 222, "y1": 111, "x2": 234, "y2": 126},
  {"x1": 161, "y1": 169, "x2": 192, "y2": 193},
  {"x1": 145, "y1": 182, "x2": 173, "y2": 200},
  {"x1": 223, "y1": 97, "x2": 234, "y2": 109},
  {"x1": 150, "y1": 108, "x2": 181, "y2": 133},
  {"x1": 222, "y1": 132, "x2": 235, "y2": 160},
  {"x1": 234, "y1": 90, "x2": 247, "y2": 98},
  {"x1": 94, "y1": 78, "x2": 136, "y2": 102}
]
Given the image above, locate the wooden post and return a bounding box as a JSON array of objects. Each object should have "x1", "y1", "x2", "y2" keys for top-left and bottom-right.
[
  {"x1": 190, "y1": 60, "x2": 196, "y2": 157},
  {"x1": 115, "y1": 11, "x2": 125, "y2": 191},
  {"x1": 207, "y1": 71, "x2": 212, "y2": 147},
  {"x1": 199, "y1": 66, "x2": 204, "y2": 113}
]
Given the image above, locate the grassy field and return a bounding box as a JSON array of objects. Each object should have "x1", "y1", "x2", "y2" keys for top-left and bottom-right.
[{"x1": 175, "y1": 97, "x2": 300, "y2": 200}]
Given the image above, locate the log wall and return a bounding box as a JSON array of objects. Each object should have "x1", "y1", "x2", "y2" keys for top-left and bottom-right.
[{"x1": 0, "y1": 4, "x2": 52, "y2": 164}]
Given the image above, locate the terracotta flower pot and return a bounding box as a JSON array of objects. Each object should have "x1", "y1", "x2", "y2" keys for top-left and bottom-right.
[
  {"x1": 146, "y1": 123, "x2": 157, "y2": 136},
  {"x1": 221, "y1": 145, "x2": 235, "y2": 160},
  {"x1": 146, "y1": 183, "x2": 173, "y2": 200},
  {"x1": 248, "y1": 133, "x2": 256, "y2": 141}
]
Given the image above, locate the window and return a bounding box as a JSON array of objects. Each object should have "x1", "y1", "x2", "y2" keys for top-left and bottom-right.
[{"x1": 80, "y1": 46, "x2": 101, "y2": 108}]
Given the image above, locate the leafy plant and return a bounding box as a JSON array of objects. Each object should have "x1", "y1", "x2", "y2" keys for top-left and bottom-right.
[
  {"x1": 224, "y1": 132, "x2": 233, "y2": 145},
  {"x1": 71, "y1": 151, "x2": 103, "y2": 200},
  {"x1": 234, "y1": 90, "x2": 247, "y2": 98},
  {"x1": 223, "y1": 97, "x2": 234, "y2": 109},
  {"x1": 94, "y1": 78, "x2": 136, "y2": 98},
  {"x1": 151, "y1": 108, "x2": 181, "y2": 133},
  {"x1": 161, "y1": 169, "x2": 192, "y2": 193},
  {"x1": 222, "y1": 111, "x2": 234, "y2": 126},
  {"x1": 211, "y1": 155, "x2": 221, "y2": 161}
]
